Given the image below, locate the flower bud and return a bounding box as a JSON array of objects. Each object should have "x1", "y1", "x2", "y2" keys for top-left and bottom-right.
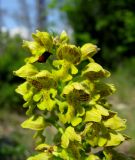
[
  {"x1": 81, "y1": 43, "x2": 99, "y2": 60},
  {"x1": 59, "y1": 30, "x2": 69, "y2": 43}
]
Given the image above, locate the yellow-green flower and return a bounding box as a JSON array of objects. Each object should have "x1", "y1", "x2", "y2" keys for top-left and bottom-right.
[
  {"x1": 23, "y1": 30, "x2": 53, "y2": 63},
  {"x1": 57, "y1": 44, "x2": 81, "y2": 64}
]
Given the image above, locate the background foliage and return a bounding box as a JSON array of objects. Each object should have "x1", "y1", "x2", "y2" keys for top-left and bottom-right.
[
  {"x1": 0, "y1": 0, "x2": 135, "y2": 159},
  {"x1": 51, "y1": 0, "x2": 135, "y2": 69},
  {"x1": 0, "y1": 32, "x2": 26, "y2": 110}
]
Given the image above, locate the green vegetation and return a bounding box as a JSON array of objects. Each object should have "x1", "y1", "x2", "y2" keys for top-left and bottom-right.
[
  {"x1": 0, "y1": 32, "x2": 27, "y2": 110},
  {"x1": 110, "y1": 58, "x2": 135, "y2": 139},
  {"x1": 14, "y1": 31, "x2": 133, "y2": 160},
  {"x1": 0, "y1": 108, "x2": 33, "y2": 160},
  {"x1": 0, "y1": 1, "x2": 135, "y2": 158},
  {"x1": 49, "y1": 0, "x2": 135, "y2": 69}
]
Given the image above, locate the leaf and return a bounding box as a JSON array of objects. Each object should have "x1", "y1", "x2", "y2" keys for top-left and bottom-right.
[
  {"x1": 103, "y1": 114, "x2": 126, "y2": 131},
  {"x1": 14, "y1": 63, "x2": 38, "y2": 78},
  {"x1": 85, "y1": 108, "x2": 102, "y2": 122},
  {"x1": 61, "y1": 126, "x2": 81, "y2": 148},
  {"x1": 21, "y1": 116, "x2": 45, "y2": 130},
  {"x1": 106, "y1": 132, "x2": 125, "y2": 146}
]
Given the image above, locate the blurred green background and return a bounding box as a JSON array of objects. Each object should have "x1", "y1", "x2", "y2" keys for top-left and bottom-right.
[{"x1": 0, "y1": 0, "x2": 135, "y2": 159}]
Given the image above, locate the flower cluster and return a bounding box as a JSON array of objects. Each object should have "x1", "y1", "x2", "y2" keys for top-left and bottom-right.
[{"x1": 14, "y1": 31, "x2": 128, "y2": 160}]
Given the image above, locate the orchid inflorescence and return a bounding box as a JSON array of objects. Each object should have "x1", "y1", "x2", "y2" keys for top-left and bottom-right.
[{"x1": 14, "y1": 31, "x2": 128, "y2": 160}]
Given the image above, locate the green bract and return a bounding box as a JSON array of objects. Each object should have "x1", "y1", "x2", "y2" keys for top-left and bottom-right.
[{"x1": 14, "y1": 31, "x2": 129, "y2": 160}]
